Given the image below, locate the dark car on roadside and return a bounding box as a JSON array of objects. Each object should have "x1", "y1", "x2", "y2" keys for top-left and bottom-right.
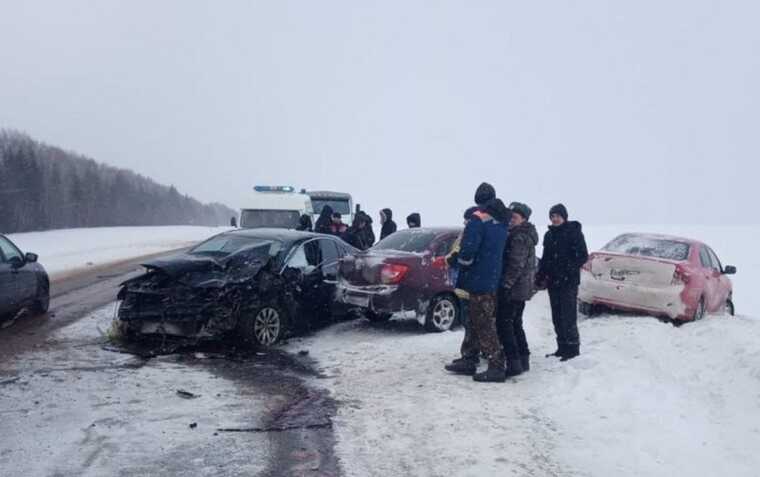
[
  {"x1": 337, "y1": 227, "x2": 462, "y2": 332},
  {"x1": 115, "y1": 228, "x2": 358, "y2": 347},
  {"x1": 0, "y1": 234, "x2": 49, "y2": 320}
]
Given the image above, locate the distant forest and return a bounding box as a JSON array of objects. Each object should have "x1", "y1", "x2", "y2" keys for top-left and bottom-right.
[{"x1": 0, "y1": 130, "x2": 236, "y2": 234}]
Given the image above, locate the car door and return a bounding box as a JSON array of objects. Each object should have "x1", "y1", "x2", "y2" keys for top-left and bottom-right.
[
  {"x1": 0, "y1": 246, "x2": 14, "y2": 315},
  {"x1": 706, "y1": 247, "x2": 730, "y2": 311},
  {"x1": 0, "y1": 236, "x2": 37, "y2": 314},
  {"x1": 283, "y1": 239, "x2": 324, "y2": 323},
  {"x1": 0, "y1": 236, "x2": 29, "y2": 313},
  {"x1": 319, "y1": 238, "x2": 351, "y2": 318},
  {"x1": 698, "y1": 245, "x2": 720, "y2": 312}
]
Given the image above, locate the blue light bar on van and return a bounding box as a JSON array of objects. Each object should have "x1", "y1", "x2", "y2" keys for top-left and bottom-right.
[{"x1": 254, "y1": 186, "x2": 296, "y2": 193}]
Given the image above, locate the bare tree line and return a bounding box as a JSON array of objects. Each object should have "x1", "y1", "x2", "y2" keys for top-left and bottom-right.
[{"x1": 0, "y1": 129, "x2": 236, "y2": 233}]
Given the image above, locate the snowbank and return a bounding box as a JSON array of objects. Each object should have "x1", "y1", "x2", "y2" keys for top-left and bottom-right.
[
  {"x1": 287, "y1": 296, "x2": 760, "y2": 477},
  {"x1": 7, "y1": 226, "x2": 230, "y2": 279}
]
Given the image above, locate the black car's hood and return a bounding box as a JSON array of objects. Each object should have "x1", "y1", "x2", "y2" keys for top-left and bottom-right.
[{"x1": 141, "y1": 254, "x2": 223, "y2": 278}]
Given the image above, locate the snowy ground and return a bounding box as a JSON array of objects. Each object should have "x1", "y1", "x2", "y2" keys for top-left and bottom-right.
[
  {"x1": 7, "y1": 226, "x2": 230, "y2": 280},
  {"x1": 286, "y1": 294, "x2": 760, "y2": 477},
  {"x1": 283, "y1": 224, "x2": 760, "y2": 477}
]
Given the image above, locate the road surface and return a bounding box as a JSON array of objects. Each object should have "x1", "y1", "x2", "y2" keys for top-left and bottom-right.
[{"x1": 0, "y1": 254, "x2": 341, "y2": 477}]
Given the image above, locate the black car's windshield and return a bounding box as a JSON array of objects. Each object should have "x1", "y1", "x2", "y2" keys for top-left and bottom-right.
[
  {"x1": 372, "y1": 230, "x2": 436, "y2": 253},
  {"x1": 190, "y1": 235, "x2": 283, "y2": 258},
  {"x1": 603, "y1": 234, "x2": 690, "y2": 261}
]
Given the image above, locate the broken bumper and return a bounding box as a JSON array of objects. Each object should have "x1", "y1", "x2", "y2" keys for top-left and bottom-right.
[{"x1": 579, "y1": 271, "x2": 687, "y2": 319}]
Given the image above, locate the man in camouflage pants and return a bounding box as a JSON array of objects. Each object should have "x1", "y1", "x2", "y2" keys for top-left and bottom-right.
[{"x1": 444, "y1": 183, "x2": 510, "y2": 382}]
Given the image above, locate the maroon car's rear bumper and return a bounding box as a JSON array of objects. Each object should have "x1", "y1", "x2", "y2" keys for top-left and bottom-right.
[{"x1": 337, "y1": 282, "x2": 424, "y2": 315}]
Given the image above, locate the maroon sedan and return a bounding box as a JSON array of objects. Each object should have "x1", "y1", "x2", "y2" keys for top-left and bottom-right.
[{"x1": 337, "y1": 227, "x2": 462, "y2": 331}]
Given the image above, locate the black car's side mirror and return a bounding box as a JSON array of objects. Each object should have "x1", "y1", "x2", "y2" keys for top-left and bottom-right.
[
  {"x1": 723, "y1": 265, "x2": 737, "y2": 275},
  {"x1": 25, "y1": 252, "x2": 38, "y2": 263}
]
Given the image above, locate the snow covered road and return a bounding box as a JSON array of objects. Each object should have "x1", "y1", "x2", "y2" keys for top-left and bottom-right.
[
  {"x1": 287, "y1": 293, "x2": 760, "y2": 477},
  {"x1": 7, "y1": 226, "x2": 230, "y2": 279}
]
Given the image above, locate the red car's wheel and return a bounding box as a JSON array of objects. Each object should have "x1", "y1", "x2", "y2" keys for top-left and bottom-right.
[
  {"x1": 725, "y1": 299, "x2": 735, "y2": 317},
  {"x1": 693, "y1": 298, "x2": 706, "y2": 321}
]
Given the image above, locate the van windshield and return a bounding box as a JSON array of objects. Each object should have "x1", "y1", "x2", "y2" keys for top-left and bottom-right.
[
  {"x1": 240, "y1": 209, "x2": 301, "y2": 228},
  {"x1": 311, "y1": 199, "x2": 351, "y2": 215}
]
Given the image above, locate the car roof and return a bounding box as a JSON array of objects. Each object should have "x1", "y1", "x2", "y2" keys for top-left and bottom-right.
[
  {"x1": 306, "y1": 190, "x2": 352, "y2": 199},
  {"x1": 612, "y1": 232, "x2": 702, "y2": 246}
]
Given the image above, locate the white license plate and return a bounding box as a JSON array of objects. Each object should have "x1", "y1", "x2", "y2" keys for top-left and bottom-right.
[{"x1": 344, "y1": 294, "x2": 370, "y2": 307}]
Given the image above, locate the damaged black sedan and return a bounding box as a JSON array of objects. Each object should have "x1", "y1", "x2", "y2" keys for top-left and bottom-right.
[{"x1": 115, "y1": 229, "x2": 358, "y2": 346}]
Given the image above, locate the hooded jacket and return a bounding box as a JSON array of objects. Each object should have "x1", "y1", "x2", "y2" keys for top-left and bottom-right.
[
  {"x1": 537, "y1": 221, "x2": 589, "y2": 288},
  {"x1": 380, "y1": 208, "x2": 397, "y2": 240},
  {"x1": 502, "y1": 221, "x2": 539, "y2": 301},
  {"x1": 314, "y1": 206, "x2": 334, "y2": 235},
  {"x1": 406, "y1": 213, "x2": 421, "y2": 228},
  {"x1": 457, "y1": 198, "x2": 510, "y2": 294}
]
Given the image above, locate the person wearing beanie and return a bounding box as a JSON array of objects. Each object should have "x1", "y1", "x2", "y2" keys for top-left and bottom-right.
[
  {"x1": 379, "y1": 208, "x2": 397, "y2": 240},
  {"x1": 406, "y1": 212, "x2": 421, "y2": 228},
  {"x1": 443, "y1": 206, "x2": 479, "y2": 348},
  {"x1": 445, "y1": 183, "x2": 509, "y2": 383},
  {"x1": 496, "y1": 202, "x2": 539, "y2": 377},
  {"x1": 536, "y1": 203, "x2": 588, "y2": 361},
  {"x1": 314, "y1": 205, "x2": 334, "y2": 235}
]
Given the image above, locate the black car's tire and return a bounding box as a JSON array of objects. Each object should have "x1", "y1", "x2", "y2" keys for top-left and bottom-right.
[
  {"x1": 366, "y1": 310, "x2": 392, "y2": 323},
  {"x1": 31, "y1": 277, "x2": 50, "y2": 314},
  {"x1": 239, "y1": 303, "x2": 289, "y2": 347},
  {"x1": 425, "y1": 294, "x2": 459, "y2": 332}
]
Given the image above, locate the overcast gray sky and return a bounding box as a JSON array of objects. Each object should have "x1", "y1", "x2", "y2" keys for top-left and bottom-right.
[{"x1": 1, "y1": 1, "x2": 757, "y2": 226}]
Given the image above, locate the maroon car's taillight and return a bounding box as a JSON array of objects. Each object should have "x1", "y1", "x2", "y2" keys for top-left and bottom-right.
[{"x1": 380, "y1": 263, "x2": 409, "y2": 285}]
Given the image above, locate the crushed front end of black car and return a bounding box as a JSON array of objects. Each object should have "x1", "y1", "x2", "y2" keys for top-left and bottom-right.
[{"x1": 114, "y1": 243, "x2": 299, "y2": 344}]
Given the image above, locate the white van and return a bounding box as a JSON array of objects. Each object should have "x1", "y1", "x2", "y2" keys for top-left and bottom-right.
[
  {"x1": 307, "y1": 190, "x2": 354, "y2": 225},
  {"x1": 239, "y1": 186, "x2": 313, "y2": 229}
]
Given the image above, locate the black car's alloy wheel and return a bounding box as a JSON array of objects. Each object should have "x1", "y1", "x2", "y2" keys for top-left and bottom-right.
[{"x1": 250, "y1": 306, "x2": 286, "y2": 346}]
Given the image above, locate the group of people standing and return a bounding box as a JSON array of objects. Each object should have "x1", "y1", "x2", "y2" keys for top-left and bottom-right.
[
  {"x1": 297, "y1": 206, "x2": 423, "y2": 250},
  {"x1": 444, "y1": 183, "x2": 588, "y2": 383}
]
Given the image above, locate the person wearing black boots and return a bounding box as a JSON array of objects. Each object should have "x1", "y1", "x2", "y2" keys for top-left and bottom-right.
[
  {"x1": 497, "y1": 202, "x2": 538, "y2": 377},
  {"x1": 536, "y1": 204, "x2": 588, "y2": 361}
]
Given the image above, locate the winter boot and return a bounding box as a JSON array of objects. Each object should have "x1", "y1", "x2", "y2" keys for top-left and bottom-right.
[
  {"x1": 560, "y1": 345, "x2": 580, "y2": 362},
  {"x1": 545, "y1": 347, "x2": 562, "y2": 358},
  {"x1": 445, "y1": 359, "x2": 477, "y2": 375},
  {"x1": 504, "y1": 358, "x2": 524, "y2": 378},
  {"x1": 472, "y1": 364, "x2": 506, "y2": 383},
  {"x1": 520, "y1": 355, "x2": 530, "y2": 372}
]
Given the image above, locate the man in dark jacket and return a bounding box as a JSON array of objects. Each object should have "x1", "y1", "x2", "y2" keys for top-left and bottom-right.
[
  {"x1": 379, "y1": 208, "x2": 397, "y2": 240},
  {"x1": 536, "y1": 204, "x2": 588, "y2": 361},
  {"x1": 343, "y1": 212, "x2": 374, "y2": 250},
  {"x1": 406, "y1": 213, "x2": 421, "y2": 228},
  {"x1": 314, "y1": 205, "x2": 334, "y2": 235},
  {"x1": 295, "y1": 214, "x2": 313, "y2": 232},
  {"x1": 497, "y1": 202, "x2": 538, "y2": 377},
  {"x1": 444, "y1": 183, "x2": 509, "y2": 383},
  {"x1": 330, "y1": 212, "x2": 348, "y2": 236}
]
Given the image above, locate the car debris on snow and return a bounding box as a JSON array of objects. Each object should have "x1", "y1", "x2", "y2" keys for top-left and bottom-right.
[{"x1": 176, "y1": 389, "x2": 200, "y2": 399}]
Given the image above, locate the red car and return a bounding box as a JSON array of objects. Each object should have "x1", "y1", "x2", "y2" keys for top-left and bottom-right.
[
  {"x1": 578, "y1": 233, "x2": 736, "y2": 323},
  {"x1": 337, "y1": 227, "x2": 462, "y2": 331}
]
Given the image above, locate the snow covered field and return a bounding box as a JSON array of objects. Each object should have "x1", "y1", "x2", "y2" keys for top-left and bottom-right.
[
  {"x1": 7, "y1": 226, "x2": 230, "y2": 279},
  {"x1": 283, "y1": 224, "x2": 760, "y2": 477},
  {"x1": 287, "y1": 294, "x2": 760, "y2": 477}
]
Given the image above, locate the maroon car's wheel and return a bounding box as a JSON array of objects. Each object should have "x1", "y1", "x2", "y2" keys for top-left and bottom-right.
[{"x1": 425, "y1": 295, "x2": 459, "y2": 332}]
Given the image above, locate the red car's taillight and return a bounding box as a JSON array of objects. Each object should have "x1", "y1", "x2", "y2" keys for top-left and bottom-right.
[
  {"x1": 672, "y1": 265, "x2": 691, "y2": 285},
  {"x1": 380, "y1": 263, "x2": 409, "y2": 284}
]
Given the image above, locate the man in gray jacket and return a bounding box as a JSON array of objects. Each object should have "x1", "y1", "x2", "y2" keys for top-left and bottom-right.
[{"x1": 497, "y1": 202, "x2": 539, "y2": 377}]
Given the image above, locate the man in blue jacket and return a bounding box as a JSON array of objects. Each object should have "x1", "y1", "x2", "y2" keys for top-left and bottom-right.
[{"x1": 444, "y1": 183, "x2": 510, "y2": 382}]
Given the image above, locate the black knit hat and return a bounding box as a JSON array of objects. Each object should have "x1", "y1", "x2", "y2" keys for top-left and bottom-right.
[
  {"x1": 549, "y1": 203, "x2": 568, "y2": 221},
  {"x1": 509, "y1": 202, "x2": 532, "y2": 220},
  {"x1": 474, "y1": 182, "x2": 496, "y2": 206}
]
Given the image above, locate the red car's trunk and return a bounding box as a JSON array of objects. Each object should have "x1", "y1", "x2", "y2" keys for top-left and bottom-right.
[{"x1": 339, "y1": 250, "x2": 428, "y2": 286}]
